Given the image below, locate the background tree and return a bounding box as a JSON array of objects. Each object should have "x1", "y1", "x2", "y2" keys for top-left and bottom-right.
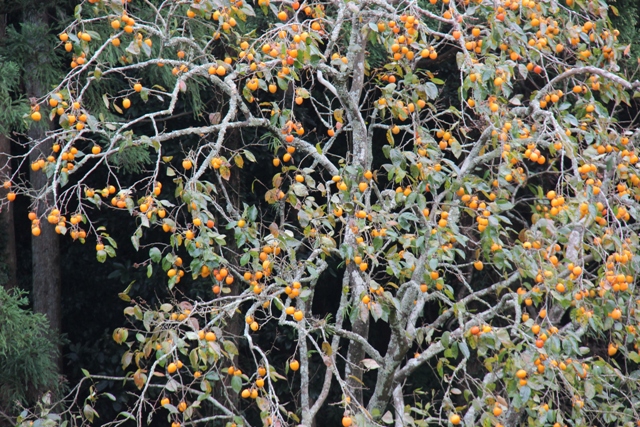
[
  {"x1": 0, "y1": 55, "x2": 24, "y2": 291},
  {"x1": 0, "y1": 0, "x2": 68, "y2": 370},
  {"x1": 6, "y1": 0, "x2": 640, "y2": 426},
  {"x1": 0, "y1": 286, "x2": 59, "y2": 422}
]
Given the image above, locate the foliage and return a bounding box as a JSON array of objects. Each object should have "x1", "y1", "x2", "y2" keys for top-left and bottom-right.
[
  {"x1": 0, "y1": 287, "x2": 60, "y2": 411},
  {"x1": 1, "y1": 23, "x2": 63, "y2": 89},
  {"x1": 609, "y1": 0, "x2": 640, "y2": 62},
  {"x1": 5, "y1": 0, "x2": 640, "y2": 426},
  {"x1": 0, "y1": 57, "x2": 29, "y2": 134}
]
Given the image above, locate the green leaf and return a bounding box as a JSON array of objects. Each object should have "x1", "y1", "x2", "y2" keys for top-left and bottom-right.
[
  {"x1": 149, "y1": 247, "x2": 162, "y2": 263},
  {"x1": 459, "y1": 341, "x2": 470, "y2": 359},
  {"x1": 223, "y1": 341, "x2": 239, "y2": 356},
  {"x1": 190, "y1": 349, "x2": 199, "y2": 368},
  {"x1": 85, "y1": 30, "x2": 101, "y2": 41},
  {"x1": 230, "y1": 375, "x2": 243, "y2": 393},
  {"x1": 585, "y1": 381, "x2": 595, "y2": 399},
  {"x1": 83, "y1": 405, "x2": 97, "y2": 423},
  {"x1": 441, "y1": 331, "x2": 450, "y2": 348},
  {"x1": 243, "y1": 149, "x2": 256, "y2": 162}
]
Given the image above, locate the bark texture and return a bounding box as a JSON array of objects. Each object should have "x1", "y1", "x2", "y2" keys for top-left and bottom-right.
[
  {"x1": 24, "y1": 7, "x2": 62, "y2": 370},
  {"x1": 0, "y1": 134, "x2": 18, "y2": 289}
]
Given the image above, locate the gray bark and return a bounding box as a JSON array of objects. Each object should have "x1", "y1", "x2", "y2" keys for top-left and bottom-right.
[{"x1": 345, "y1": 266, "x2": 370, "y2": 405}]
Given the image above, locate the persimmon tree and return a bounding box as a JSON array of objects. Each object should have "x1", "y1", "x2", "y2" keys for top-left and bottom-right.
[{"x1": 6, "y1": 0, "x2": 640, "y2": 426}]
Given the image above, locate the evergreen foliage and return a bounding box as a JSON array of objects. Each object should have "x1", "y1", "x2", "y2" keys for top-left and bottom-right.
[{"x1": 0, "y1": 287, "x2": 59, "y2": 410}]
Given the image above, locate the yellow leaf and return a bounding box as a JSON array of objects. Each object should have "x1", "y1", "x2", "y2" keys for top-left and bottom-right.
[
  {"x1": 220, "y1": 165, "x2": 231, "y2": 180},
  {"x1": 265, "y1": 189, "x2": 277, "y2": 204},
  {"x1": 322, "y1": 341, "x2": 333, "y2": 356},
  {"x1": 133, "y1": 369, "x2": 146, "y2": 389},
  {"x1": 269, "y1": 222, "x2": 279, "y2": 237}
]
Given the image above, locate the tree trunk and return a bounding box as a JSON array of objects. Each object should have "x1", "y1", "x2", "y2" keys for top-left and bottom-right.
[
  {"x1": 344, "y1": 264, "x2": 370, "y2": 405},
  {"x1": 0, "y1": 134, "x2": 18, "y2": 290},
  {"x1": 0, "y1": 15, "x2": 18, "y2": 291},
  {"x1": 23, "y1": 7, "x2": 62, "y2": 371}
]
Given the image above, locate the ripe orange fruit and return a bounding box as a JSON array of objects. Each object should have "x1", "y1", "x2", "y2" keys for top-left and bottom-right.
[
  {"x1": 134, "y1": 83, "x2": 142, "y2": 92},
  {"x1": 470, "y1": 326, "x2": 480, "y2": 335},
  {"x1": 609, "y1": 308, "x2": 622, "y2": 320},
  {"x1": 608, "y1": 343, "x2": 618, "y2": 356},
  {"x1": 167, "y1": 362, "x2": 177, "y2": 373},
  {"x1": 289, "y1": 359, "x2": 300, "y2": 371},
  {"x1": 122, "y1": 98, "x2": 131, "y2": 109},
  {"x1": 182, "y1": 159, "x2": 193, "y2": 170},
  {"x1": 31, "y1": 111, "x2": 42, "y2": 121},
  {"x1": 450, "y1": 414, "x2": 461, "y2": 425},
  {"x1": 516, "y1": 369, "x2": 527, "y2": 379},
  {"x1": 473, "y1": 261, "x2": 484, "y2": 270},
  {"x1": 161, "y1": 397, "x2": 170, "y2": 406},
  {"x1": 342, "y1": 416, "x2": 353, "y2": 427},
  {"x1": 493, "y1": 406, "x2": 502, "y2": 416}
]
